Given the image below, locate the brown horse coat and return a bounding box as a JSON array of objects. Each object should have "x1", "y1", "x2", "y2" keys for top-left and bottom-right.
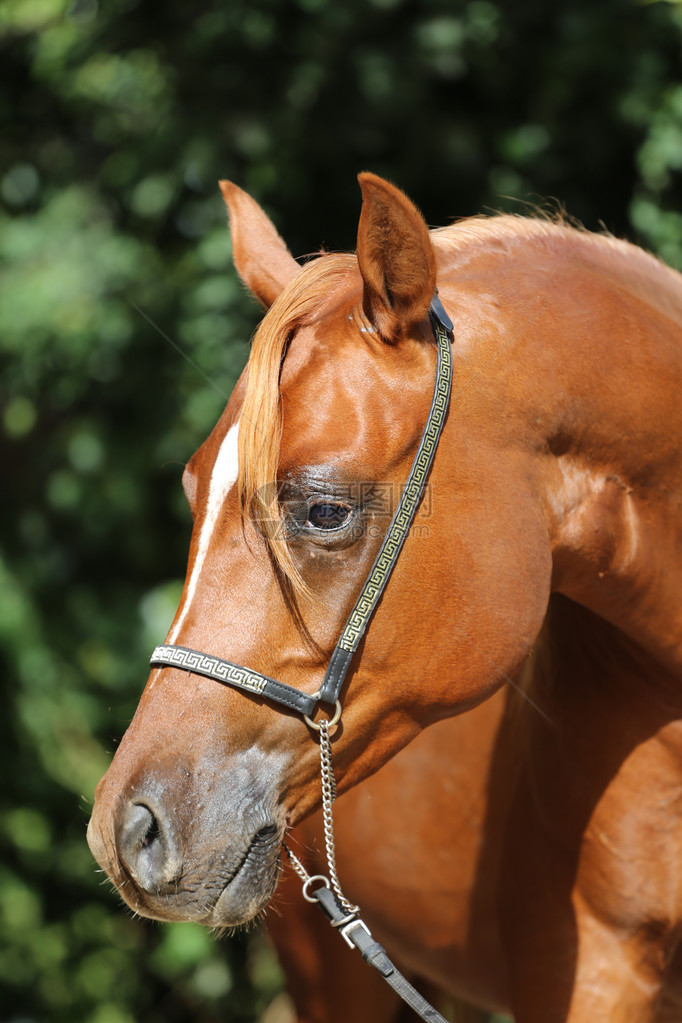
[{"x1": 89, "y1": 175, "x2": 682, "y2": 1022}]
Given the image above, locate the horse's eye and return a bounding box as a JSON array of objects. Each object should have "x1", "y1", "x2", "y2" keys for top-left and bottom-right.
[{"x1": 306, "y1": 502, "x2": 352, "y2": 531}]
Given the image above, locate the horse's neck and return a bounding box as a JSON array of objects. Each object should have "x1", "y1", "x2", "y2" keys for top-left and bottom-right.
[
  {"x1": 440, "y1": 223, "x2": 682, "y2": 673},
  {"x1": 549, "y1": 448, "x2": 682, "y2": 675},
  {"x1": 517, "y1": 596, "x2": 682, "y2": 835},
  {"x1": 533, "y1": 243, "x2": 682, "y2": 675},
  {"x1": 541, "y1": 595, "x2": 680, "y2": 705}
]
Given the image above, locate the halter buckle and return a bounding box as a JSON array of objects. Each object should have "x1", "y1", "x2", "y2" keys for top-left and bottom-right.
[{"x1": 340, "y1": 917, "x2": 372, "y2": 949}]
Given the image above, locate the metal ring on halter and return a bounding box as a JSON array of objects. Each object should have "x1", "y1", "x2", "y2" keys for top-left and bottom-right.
[
  {"x1": 304, "y1": 698, "x2": 342, "y2": 732},
  {"x1": 302, "y1": 875, "x2": 331, "y2": 903}
]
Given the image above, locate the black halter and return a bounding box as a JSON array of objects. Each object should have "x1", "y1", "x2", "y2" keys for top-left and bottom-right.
[
  {"x1": 148, "y1": 294, "x2": 454, "y2": 1023},
  {"x1": 150, "y1": 294, "x2": 453, "y2": 717}
]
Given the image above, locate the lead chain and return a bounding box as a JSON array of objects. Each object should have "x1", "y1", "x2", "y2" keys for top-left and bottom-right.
[
  {"x1": 318, "y1": 720, "x2": 357, "y2": 914},
  {"x1": 284, "y1": 718, "x2": 358, "y2": 916}
]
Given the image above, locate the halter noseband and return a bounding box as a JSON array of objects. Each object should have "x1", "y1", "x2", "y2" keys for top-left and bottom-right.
[{"x1": 150, "y1": 293, "x2": 453, "y2": 718}]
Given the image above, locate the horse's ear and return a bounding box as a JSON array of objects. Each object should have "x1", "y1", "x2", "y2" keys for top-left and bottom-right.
[
  {"x1": 356, "y1": 172, "x2": 437, "y2": 343},
  {"x1": 219, "y1": 181, "x2": 301, "y2": 309}
]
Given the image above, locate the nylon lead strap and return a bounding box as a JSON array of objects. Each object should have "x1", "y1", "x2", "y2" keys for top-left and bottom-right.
[{"x1": 297, "y1": 880, "x2": 448, "y2": 1023}]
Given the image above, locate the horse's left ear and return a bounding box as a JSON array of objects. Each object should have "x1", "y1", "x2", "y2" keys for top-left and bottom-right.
[
  {"x1": 219, "y1": 181, "x2": 301, "y2": 308},
  {"x1": 356, "y1": 173, "x2": 437, "y2": 343}
]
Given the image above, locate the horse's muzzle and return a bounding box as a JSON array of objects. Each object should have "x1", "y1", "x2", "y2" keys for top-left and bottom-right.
[{"x1": 87, "y1": 762, "x2": 286, "y2": 927}]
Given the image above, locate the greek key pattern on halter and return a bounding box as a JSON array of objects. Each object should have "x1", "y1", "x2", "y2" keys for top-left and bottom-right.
[
  {"x1": 339, "y1": 324, "x2": 452, "y2": 652},
  {"x1": 150, "y1": 645, "x2": 267, "y2": 695}
]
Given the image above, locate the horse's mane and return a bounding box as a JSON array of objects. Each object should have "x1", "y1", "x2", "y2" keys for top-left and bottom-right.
[
  {"x1": 435, "y1": 213, "x2": 682, "y2": 322},
  {"x1": 238, "y1": 215, "x2": 682, "y2": 595}
]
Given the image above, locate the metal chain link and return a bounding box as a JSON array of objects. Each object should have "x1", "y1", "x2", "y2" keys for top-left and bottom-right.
[
  {"x1": 283, "y1": 844, "x2": 311, "y2": 885},
  {"x1": 318, "y1": 720, "x2": 358, "y2": 914},
  {"x1": 283, "y1": 716, "x2": 358, "y2": 915}
]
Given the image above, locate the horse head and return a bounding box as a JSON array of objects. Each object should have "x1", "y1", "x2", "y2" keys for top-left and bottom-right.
[{"x1": 87, "y1": 174, "x2": 553, "y2": 927}]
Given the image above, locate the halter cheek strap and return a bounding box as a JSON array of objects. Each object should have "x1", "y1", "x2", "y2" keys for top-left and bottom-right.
[
  {"x1": 150, "y1": 294, "x2": 453, "y2": 717},
  {"x1": 318, "y1": 298, "x2": 452, "y2": 705}
]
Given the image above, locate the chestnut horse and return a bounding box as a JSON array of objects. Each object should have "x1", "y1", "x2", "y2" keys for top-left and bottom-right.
[{"x1": 88, "y1": 173, "x2": 682, "y2": 1022}]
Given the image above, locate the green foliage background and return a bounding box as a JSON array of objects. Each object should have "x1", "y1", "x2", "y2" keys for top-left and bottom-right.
[{"x1": 2, "y1": 0, "x2": 682, "y2": 1020}]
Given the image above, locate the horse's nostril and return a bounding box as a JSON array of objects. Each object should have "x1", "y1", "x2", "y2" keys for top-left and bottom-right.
[
  {"x1": 120, "y1": 802, "x2": 159, "y2": 860},
  {"x1": 252, "y1": 823, "x2": 278, "y2": 846},
  {"x1": 140, "y1": 808, "x2": 160, "y2": 849},
  {"x1": 117, "y1": 800, "x2": 182, "y2": 892},
  {"x1": 123, "y1": 803, "x2": 157, "y2": 847}
]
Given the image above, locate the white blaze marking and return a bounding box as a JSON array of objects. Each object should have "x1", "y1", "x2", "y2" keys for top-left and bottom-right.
[{"x1": 166, "y1": 420, "x2": 240, "y2": 644}]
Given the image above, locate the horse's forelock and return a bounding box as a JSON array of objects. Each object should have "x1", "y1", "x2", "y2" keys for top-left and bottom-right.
[{"x1": 237, "y1": 253, "x2": 360, "y2": 597}]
